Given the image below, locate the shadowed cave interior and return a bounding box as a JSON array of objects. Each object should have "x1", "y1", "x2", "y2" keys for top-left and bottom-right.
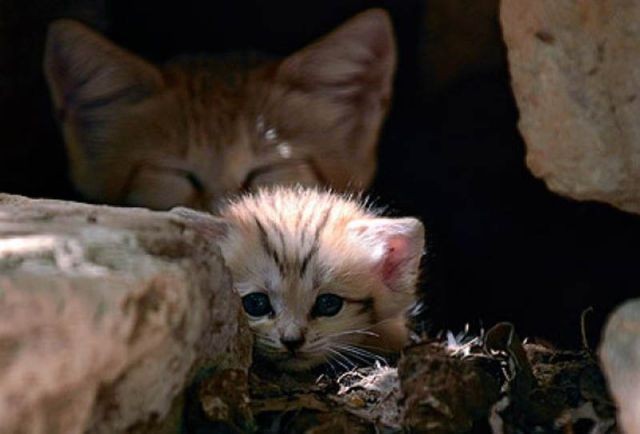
[{"x1": 3, "y1": 0, "x2": 638, "y2": 349}]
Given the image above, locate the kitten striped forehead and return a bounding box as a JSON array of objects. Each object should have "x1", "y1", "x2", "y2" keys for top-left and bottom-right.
[{"x1": 219, "y1": 187, "x2": 379, "y2": 277}]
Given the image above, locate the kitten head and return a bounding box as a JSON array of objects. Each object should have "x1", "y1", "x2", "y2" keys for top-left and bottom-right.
[
  {"x1": 44, "y1": 10, "x2": 396, "y2": 210},
  {"x1": 175, "y1": 188, "x2": 424, "y2": 372}
]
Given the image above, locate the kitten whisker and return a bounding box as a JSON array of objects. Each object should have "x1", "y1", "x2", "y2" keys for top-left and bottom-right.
[
  {"x1": 324, "y1": 319, "x2": 398, "y2": 343},
  {"x1": 325, "y1": 329, "x2": 380, "y2": 339},
  {"x1": 327, "y1": 348, "x2": 356, "y2": 371},
  {"x1": 333, "y1": 343, "x2": 387, "y2": 364},
  {"x1": 365, "y1": 317, "x2": 401, "y2": 331},
  {"x1": 339, "y1": 344, "x2": 388, "y2": 365},
  {"x1": 355, "y1": 346, "x2": 387, "y2": 361},
  {"x1": 323, "y1": 355, "x2": 338, "y2": 376},
  {"x1": 333, "y1": 348, "x2": 360, "y2": 369},
  {"x1": 342, "y1": 341, "x2": 389, "y2": 352},
  {"x1": 332, "y1": 345, "x2": 373, "y2": 365},
  {"x1": 326, "y1": 351, "x2": 352, "y2": 372}
]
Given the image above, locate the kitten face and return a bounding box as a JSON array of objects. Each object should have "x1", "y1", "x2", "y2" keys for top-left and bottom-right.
[
  {"x1": 204, "y1": 188, "x2": 425, "y2": 372},
  {"x1": 44, "y1": 10, "x2": 396, "y2": 210}
]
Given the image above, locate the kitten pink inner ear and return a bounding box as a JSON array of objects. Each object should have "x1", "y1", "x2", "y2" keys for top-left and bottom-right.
[
  {"x1": 277, "y1": 8, "x2": 396, "y2": 100},
  {"x1": 381, "y1": 234, "x2": 415, "y2": 282},
  {"x1": 44, "y1": 19, "x2": 162, "y2": 113},
  {"x1": 348, "y1": 218, "x2": 425, "y2": 293},
  {"x1": 170, "y1": 207, "x2": 229, "y2": 241}
]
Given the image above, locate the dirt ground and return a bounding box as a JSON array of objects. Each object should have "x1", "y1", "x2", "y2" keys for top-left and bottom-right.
[{"x1": 187, "y1": 322, "x2": 616, "y2": 433}]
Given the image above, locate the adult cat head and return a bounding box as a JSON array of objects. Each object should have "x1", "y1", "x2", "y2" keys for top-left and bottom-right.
[{"x1": 44, "y1": 9, "x2": 396, "y2": 210}]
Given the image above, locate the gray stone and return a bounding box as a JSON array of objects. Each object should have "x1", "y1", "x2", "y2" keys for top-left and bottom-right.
[
  {"x1": 501, "y1": 0, "x2": 640, "y2": 214},
  {"x1": 0, "y1": 194, "x2": 250, "y2": 434},
  {"x1": 599, "y1": 299, "x2": 640, "y2": 434}
]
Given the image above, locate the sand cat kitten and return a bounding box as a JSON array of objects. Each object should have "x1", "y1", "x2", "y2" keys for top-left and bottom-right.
[
  {"x1": 173, "y1": 187, "x2": 424, "y2": 372},
  {"x1": 44, "y1": 9, "x2": 396, "y2": 210}
]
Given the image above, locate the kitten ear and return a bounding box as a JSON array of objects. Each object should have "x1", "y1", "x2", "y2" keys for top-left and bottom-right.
[
  {"x1": 170, "y1": 207, "x2": 230, "y2": 241},
  {"x1": 348, "y1": 218, "x2": 425, "y2": 293},
  {"x1": 44, "y1": 19, "x2": 163, "y2": 116},
  {"x1": 277, "y1": 8, "x2": 396, "y2": 105}
]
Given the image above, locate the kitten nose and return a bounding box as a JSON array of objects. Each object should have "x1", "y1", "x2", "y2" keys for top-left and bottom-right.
[{"x1": 281, "y1": 336, "x2": 305, "y2": 352}]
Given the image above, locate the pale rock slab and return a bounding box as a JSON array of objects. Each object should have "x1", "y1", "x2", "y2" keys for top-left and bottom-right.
[
  {"x1": 0, "y1": 194, "x2": 249, "y2": 434},
  {"x1": 600, "y1": 299, "x2": 640, "y2": 434},
  {"x1": 501, "y1": 0, "x2": 640, "y2": 214}
]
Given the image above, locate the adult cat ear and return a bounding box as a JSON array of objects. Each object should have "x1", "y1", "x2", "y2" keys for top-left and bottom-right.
[
  {"x1": 277, "y1": 8, "x2": 396, "y2": 108},
  {"x1": 44, "y1": 19, "x2": 162, "y2": 118},
  {"x1": 170, "y1": 207, "x2": 230, "y2": 241},
  {"x1": 347, "y1": 218, "x2": 425, "y2": 293}
]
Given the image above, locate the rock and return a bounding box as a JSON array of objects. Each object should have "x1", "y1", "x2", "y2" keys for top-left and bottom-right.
[
  {"x1": 197, "y1": 369, "x2": 253, "y2": 431},
  {"x1": 399, "y1": 327, "x2": 614, "y2": 433},
  {"x1": 400, "y1": 340, "x2": 501, "y2": 433},
  {"x1": 599, "y1": 299, "x2": 640, "y2": 434},
  {"x1": 0, "y1": 194, "x2": 250, "y2": 434},
  {"x1": 501, "y1": 0, "x2": 640, "y2": 214},
  {"x1": 246, "y1": 371, "x2": 375, "y2": 434}
]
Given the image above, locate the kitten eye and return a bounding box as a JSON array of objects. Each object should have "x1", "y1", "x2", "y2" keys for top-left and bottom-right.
[
  {"x1": 242, "y1": 292, "x2": 273, "y2": 317},
  {"x1": 312, "y1": 294, "x2": 344, "y2": 317}
]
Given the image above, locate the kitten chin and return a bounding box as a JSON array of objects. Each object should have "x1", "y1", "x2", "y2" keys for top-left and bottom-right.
[{"x1": 212, "y1": 187, "x2": 426, "y2": 372}]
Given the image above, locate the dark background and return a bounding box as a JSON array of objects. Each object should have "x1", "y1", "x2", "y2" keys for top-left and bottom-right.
[{"x1": 1, "y1": 0, "x2": 639, "y2": 347}]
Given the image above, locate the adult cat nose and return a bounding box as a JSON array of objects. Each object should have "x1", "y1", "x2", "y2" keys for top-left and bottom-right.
[{"x1": 281, "y1": 336, "x2": 305, "y2": 352}]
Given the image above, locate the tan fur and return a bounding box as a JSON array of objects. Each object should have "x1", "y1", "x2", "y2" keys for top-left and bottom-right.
[
  {"x1": 44, "y1": 10, "x2": 396, "y2": 210},
  {"x1": 212, "y1": 187, "x2": 424, "y2": 372}
]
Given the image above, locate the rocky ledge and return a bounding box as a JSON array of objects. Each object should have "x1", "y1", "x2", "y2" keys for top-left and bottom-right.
[{"x1": 0, "y1": 194, "x2": 251, "y2": 434}]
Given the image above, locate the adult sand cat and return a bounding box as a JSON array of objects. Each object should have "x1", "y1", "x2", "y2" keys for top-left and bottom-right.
[
  {"x1": 173, "y1": 187, "x2": 425, "y2": 372},
  {"x1": 44, "y1": 9, "x2": 396, "y2": 210}
]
